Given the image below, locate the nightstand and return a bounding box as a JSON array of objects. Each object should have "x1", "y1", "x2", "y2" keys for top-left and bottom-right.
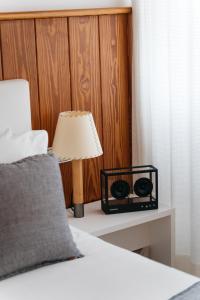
[{"x1": 67, "y1": 200, "x2": 175, "y2": 267}]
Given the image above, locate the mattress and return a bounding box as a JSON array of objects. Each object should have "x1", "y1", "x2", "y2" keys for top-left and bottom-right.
[{"x1": 0, "y1": 226, "x2": 198, "y2": 300}]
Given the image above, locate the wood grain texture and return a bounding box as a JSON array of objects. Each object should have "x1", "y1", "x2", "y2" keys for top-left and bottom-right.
[
  {"x1": 127, "y1": 13, "x2": 133, "y2": 163},
  {"x1": 69, "y1": 16, "x2": 103, "y2": 202},
  {"x1": 0, "y1": 39, "x2": 2, "y2": 80},
  {"x1": 0, "y1": 10, "x2": 132, "y2": 206},
  {"x1": 127, "y1": 12, "x2": 138, "y2": 168},
  {"x1": 0, "y1": 20, "x2": 40, "y2": 129},
  {"x1": 35, "y1": 17, "x2": 72, "y2": 206},
  {"x1": 35, "y1": 18, "x2": 71, "y2": 145},
  {"x1": 72, "y1": 160, "x2": 84, "y2": 204},
  {"x1": 0, "y1": 7, "x2": 132, "y2": 21},
  {"x1": 99, "y1": 14, "x2": 131, "y2": 169}
]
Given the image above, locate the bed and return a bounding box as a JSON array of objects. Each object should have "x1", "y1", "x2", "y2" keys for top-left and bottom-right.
[
  {"x1": 0, "y1": 79, "x2": 199, "y2": 300},
  {"x1": 0, "y1": 227, "x2": 198, "y2": 300}
]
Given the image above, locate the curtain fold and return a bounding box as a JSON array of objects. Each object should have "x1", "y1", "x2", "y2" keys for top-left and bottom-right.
[{"x1": 133, "y1": 0, "x2": 200, "y2": 276}]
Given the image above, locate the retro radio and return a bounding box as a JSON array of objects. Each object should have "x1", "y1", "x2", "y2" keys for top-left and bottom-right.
[{"x1": 100, "y1": 165, "x2": 158, "y2": 214}]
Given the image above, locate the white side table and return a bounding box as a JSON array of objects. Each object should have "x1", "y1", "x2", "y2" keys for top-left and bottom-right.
[{"x1": 67, "y1": 200, "x2": 175, "y2": 267}]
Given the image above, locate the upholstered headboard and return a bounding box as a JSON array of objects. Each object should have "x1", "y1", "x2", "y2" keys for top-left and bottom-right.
[{"x1": 0, "y1": 79, "x2": 31, "y2": 134}]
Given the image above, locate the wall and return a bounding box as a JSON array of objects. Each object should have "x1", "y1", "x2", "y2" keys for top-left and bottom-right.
[
  {"x1": 0, "y1": 8, "x2": 132, "y2": 206},
  {"x1": 0, "y1": 0, "x2": 131, "y2": 12}
]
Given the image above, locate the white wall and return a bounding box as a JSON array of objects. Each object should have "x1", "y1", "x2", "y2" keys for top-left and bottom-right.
[{"x1": 0, "y1": 0, "x2": 131, "y2": 12}]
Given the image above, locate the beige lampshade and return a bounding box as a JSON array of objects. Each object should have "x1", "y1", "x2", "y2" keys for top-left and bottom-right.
[{"x1": 52, "y1": 111, "x2": 103, "y2": 161}]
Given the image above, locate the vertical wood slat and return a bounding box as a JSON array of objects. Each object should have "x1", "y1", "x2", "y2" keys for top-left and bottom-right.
[
  {"x1": 127, "y1": 13, "x2": 134, "y2": 164},
  {"x1": 99, "y1": 14, "x2": 131, "y2": 170},
  {"x1": 0, "y1": 30, "x2": 3, "y2": 80},
  {"x1": 68, "y1": 16, "x2": 103, "y2": 202},
  {"x1": 0, "y1": 20, "x2": 40, "y2": 129},
  {"x1": 35, "y1": 18, "x2": 72, "y2": 206},
  {"x1": 0, "y1": 52, "x2": 2, "y2": 80}
]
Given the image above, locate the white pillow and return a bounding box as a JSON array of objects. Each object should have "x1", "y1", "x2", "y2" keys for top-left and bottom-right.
[{"x1": 0, "y1": 129, "x2": 48, "y2": 163}]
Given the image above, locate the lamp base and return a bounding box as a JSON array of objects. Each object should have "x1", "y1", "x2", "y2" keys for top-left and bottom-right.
[{"x1": 74, "y1": 203, "x2": 84, "y2": 218}]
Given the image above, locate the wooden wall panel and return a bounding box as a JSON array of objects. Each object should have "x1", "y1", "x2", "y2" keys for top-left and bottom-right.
[
  {"x1": 35, "y1": 18, "x2": 72, "y2": 206},
  {"x1": 0, "y1": 34, "x2": 3, "y2": 80},
  {"x1": 127, "y1": 13, "x2": 134, "y2": 163},
  {"x1": 35, "y1": 18, "x2": 71, "y2": 145},
  {"x1": 0, "y1": 10, "x2": 132, "y2": 206},
  {"x1": 99, "y1": 14, "x2": 131, "y2": 170},
  {"x1": 68, "y1": 16, "x2": 103, "y2": 202},
  {"x1": 0, "y1": 45, "x2": 2, "y2": 80},
  {"x1": 0, "y1": 20, "x2": 40, "y2": 129}
]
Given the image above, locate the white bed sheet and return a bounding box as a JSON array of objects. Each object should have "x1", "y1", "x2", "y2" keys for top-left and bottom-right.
[{"x1": 0, "y1": 226, "x2": 198, "y2": 300}]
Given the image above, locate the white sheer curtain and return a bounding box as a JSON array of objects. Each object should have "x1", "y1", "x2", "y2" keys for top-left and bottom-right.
[{"x1": 133, "y1": 0, "x2": 200, "y2": 276}]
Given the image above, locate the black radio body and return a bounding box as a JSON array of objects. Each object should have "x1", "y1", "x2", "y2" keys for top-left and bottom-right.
[{"x1": 100, "y1": 165, "x2": 158, "y2": 214}]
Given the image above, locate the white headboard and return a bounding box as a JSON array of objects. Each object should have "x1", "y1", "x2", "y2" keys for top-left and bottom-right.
[{"x1": 0, "y1": 79, "x2": 32, "y2": 134}]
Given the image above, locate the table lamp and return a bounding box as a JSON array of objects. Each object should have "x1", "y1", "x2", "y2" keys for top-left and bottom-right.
[{"x1": 52, "y1": 111, "x2": 103, "y2": 218}]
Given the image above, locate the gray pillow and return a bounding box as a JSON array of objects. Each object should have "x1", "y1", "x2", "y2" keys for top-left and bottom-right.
[{"x1": 0, "y1": 154, "x2": 82, "y2": 280}]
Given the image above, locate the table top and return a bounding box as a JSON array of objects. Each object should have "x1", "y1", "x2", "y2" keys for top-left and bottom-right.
[{"x1": 67, "y1": 200, "x2": 174, "y2": 236}]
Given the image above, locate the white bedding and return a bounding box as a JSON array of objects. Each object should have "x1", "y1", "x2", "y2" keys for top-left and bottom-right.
[{"x1": 0, "y1": 226, "x2": 198, "y2": 300}]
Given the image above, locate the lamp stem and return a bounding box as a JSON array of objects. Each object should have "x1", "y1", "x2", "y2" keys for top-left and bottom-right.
[{"x1": 72, "y1": 159, "x2": 84, "y2": 218}]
